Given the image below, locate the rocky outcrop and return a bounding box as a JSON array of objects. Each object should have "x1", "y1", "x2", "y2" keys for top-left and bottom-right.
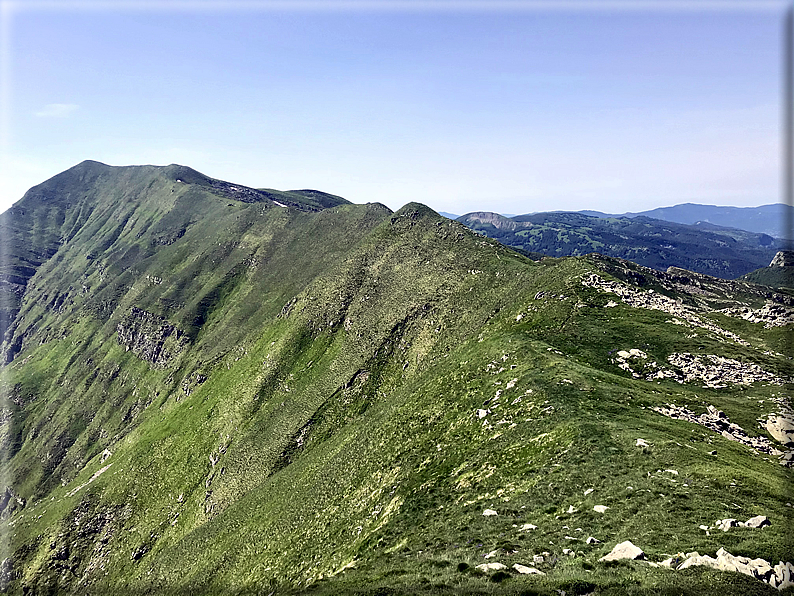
[
  {"x1": 652, "y1": 403, "x2": 789, "y2": 462},
  {"x1": 0, "y1": 487, "x2": 25, "y2": 519},
  {"x1": 512, "y1": 563, "x2": 544, "y2": 575},
  {"x1": 718, "y1": 302, "x2": 794, "y2": 328},
  {"x1": 766, "y1": 413, "x2": 794, "y2": 447},
  {"x1": 669, "y1": 548, "x2": 793, "y2": 590},
  {"x1": 770, "y1": 251, "x2": 794, "y2": 267},
  {"x1": 612, "y1": 349, "x2": 786, "y2": 387},
  {"x1": 583, "y1": 273, "x2": 751, "y2": 346},
  {"x1": 665, "y1": 353, "x2": 786, "y2": 387},
  {"x1": 459, "y1": 212, "x2": 527, "y2": 232},
  {"x1": 116, "y1": 307, "x2": 188, "y2": 368}
]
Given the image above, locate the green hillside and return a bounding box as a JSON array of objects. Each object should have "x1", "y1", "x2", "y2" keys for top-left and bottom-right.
[
  {"x1": 740, "y1": 252, "x2": 794, "y2": 292},
  {"x1": 0, "y1": 163, "x2": 792, "y2": 595},
  {"x1": 456, "y1": 211, "x2": 781, "y2": 280}
]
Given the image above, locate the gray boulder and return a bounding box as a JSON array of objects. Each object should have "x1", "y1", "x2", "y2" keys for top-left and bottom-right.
[
  {"x1": 599, "y1": 540, "x2": 645, "y2": 562},
  {"x1": 744, "y1": 515, "x2": 771, "y2": 528}
]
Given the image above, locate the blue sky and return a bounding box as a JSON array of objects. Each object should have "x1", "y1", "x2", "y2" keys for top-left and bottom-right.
[{"x1": 0, "y1": 1, "x2": 786, "y2": 215}]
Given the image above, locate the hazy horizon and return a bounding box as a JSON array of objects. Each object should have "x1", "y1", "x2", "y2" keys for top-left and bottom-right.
[{"x1": 1, "y1": 1, "x2": 786, "y2": 216}]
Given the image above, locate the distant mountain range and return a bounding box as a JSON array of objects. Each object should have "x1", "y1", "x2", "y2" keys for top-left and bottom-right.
[
  {"x1": 456, "y1": 210, "x2": 782, "y2": 279},
  {"x1": 578, "y1": 203, "x2": 792, "y2": 239},
  {"x1": 444, "y1": 202, "x2": 791, "y2": 242}
]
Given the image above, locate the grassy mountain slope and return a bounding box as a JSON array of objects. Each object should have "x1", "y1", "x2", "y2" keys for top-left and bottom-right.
[
  {"x1": 457, "y1": 211, "x2": 780, "y2": 279},
  {"x1": 740, "y1": 252, "x2": 794, "y2": 291},
  {"x1": 0, "y1": 165, "x2": 792, "y2": 596}
]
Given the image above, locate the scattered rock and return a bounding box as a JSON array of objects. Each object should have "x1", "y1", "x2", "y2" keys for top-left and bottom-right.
[
  {"x1": 484, "y1": 550, "x2": 499, "y2": 559},
  {"x1": 744, "y1": 515, "x2": 771, "y2": 528},
  {"x1": 678, "y1": 554, "x2": 717, "y2": 570},
  {"x1": 672, "y1": 548, "x2": 794, "y2": 590},
  {"x1": 715, "y1": 518, "x2": 738, "y2": 532},
  {"x1": 483, "y1": 509, "x2": 498, "y2": 517},
  {"x1": 513, "y1": 563, "x2": 545, "y2": 575},
  {"x1": 593, "y1": 505, "x2": 608, "y2": 513},
  {"x1": 582, "y1": 272, "x2": 751, "y2": 346},
  {"x1": 653, "y1": 403, "x2": 783, "y2": 458},
  {"x1": 519, "y1": 523, "x2": 537, "y2": 531},
  {"x1": 476, "y1": 562, "x2": 507, "y2": 572},
  {"x1": 599, "y1": 540, "x2": 645, "y2": 562},
  {"x1": 718, "y1": 301, "x2": 794, "y2": 329},
  {"x1": 586, "y1": 537, "x2": 601, "y2": 544},
  {"x1": 636, "y1": 438, "x2": 650, "y2": 447}
]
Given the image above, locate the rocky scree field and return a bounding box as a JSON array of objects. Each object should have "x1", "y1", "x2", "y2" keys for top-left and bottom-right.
[{"x1": 0, "y1": 161, "x2": 792, "y2": 595}]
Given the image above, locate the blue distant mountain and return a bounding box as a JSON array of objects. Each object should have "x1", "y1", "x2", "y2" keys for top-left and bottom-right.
[{"x1": 576, "y1": 203, "x2": 792, "y2": 239}]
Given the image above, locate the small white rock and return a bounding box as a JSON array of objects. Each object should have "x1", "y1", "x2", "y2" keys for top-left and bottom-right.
[
  {"x1": 476, "y1": 562, "x2": 507, "y2": 572},
  {"x1": 513, "y1": 563, "x2": 545, "y2": 575},
  {"x1": 599, "y1": 540, "x2": 646, "y2": 562},
  {"x1": 519, "y1": 523, "x2": 537, "y2": 531}
]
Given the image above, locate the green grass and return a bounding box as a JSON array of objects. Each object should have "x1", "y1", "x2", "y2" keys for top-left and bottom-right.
[{"x1": 0, "y1": 164, "x2": 791, "y2": 595}]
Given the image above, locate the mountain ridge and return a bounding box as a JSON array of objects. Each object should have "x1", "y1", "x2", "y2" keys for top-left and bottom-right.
[{"x1": 0, "y1": 163, "x2": 792, "y2": 595}]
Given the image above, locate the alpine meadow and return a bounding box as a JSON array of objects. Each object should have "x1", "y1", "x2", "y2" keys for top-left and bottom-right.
[{"x1": 0, "y1": 160, "x2": 792, "y2": 596}]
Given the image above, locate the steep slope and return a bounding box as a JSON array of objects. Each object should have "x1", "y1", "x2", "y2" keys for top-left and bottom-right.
[
  {"x1": 457, "y1": 211, "x2": 780, "y2": 279},
  {"x1": 741, "y1": 251, "x2": 794, "y2": 291},
  {"x1": 0, "y1": 167, "x2": 792, "y2": 596}
]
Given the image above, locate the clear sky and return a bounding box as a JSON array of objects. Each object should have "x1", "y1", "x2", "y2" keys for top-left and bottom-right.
[{"x1": 0, "y1": 0, "x2": 786, "y2": 216}]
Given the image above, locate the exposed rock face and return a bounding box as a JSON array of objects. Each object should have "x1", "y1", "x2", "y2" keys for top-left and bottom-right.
[
  {"x1": 116, "y1": 307, "x2": 188, "y2": 368},
  {"x1": 770, "y1": 251, "x2": 794, "y2": 267},
  {"x1": 460, "y1": 212, "x2": 526, "y2": 232},
  {"x1": 766, "y1": 414, "x2": 794, "y2": 447},
  {"x1": 0, "y1": 487, "x2": 25, "y2": 519}
]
